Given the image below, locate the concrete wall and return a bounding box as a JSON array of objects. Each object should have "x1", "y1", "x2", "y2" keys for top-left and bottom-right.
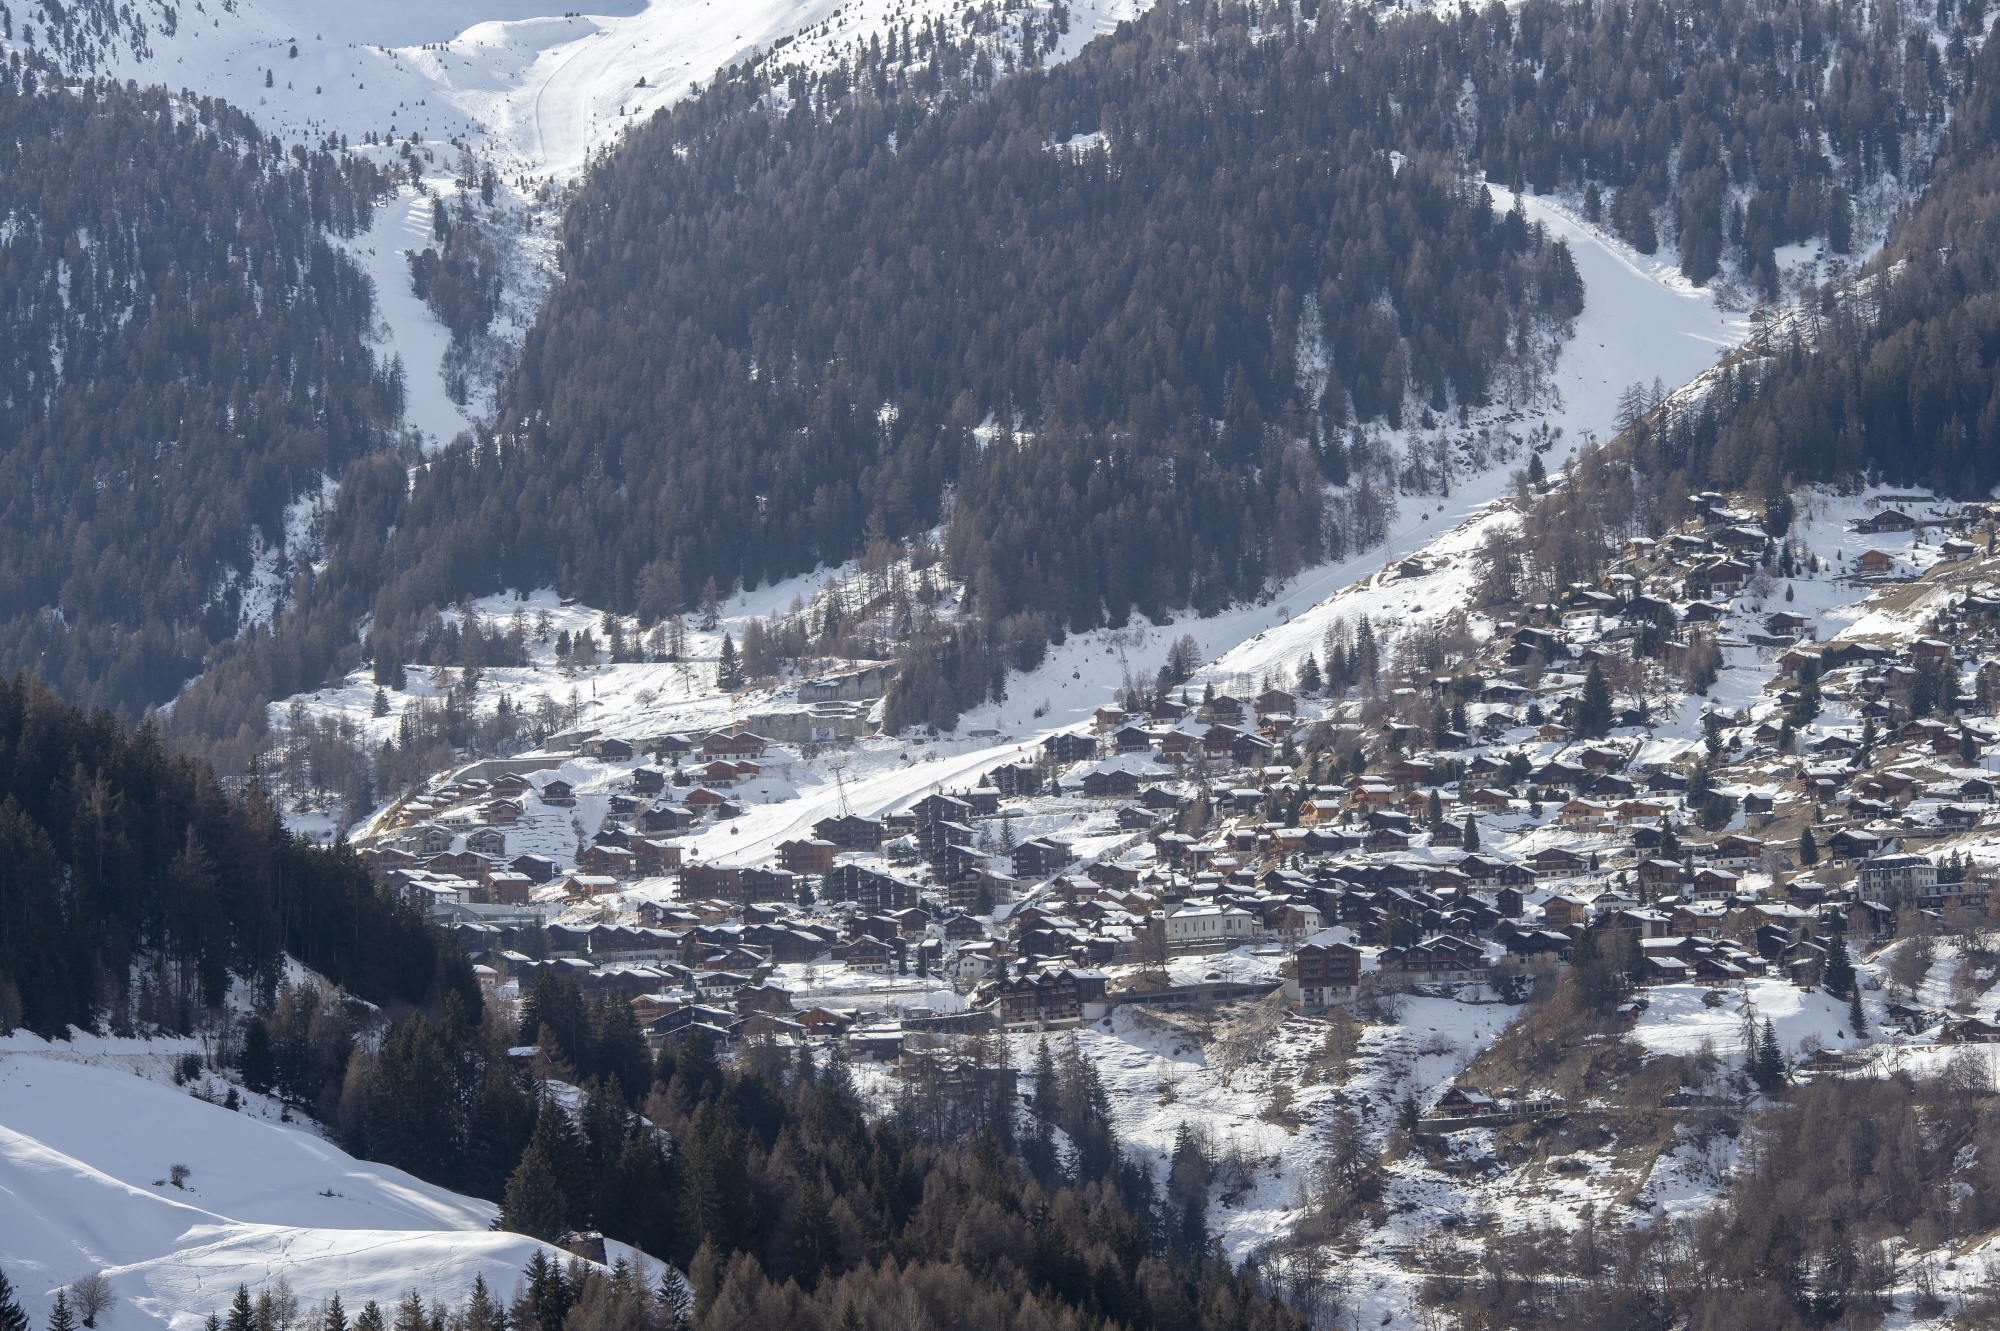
[
  {"x1": 798, "y1": 665, "x2": 892, "y2": 703},
  {"x1": 746, "y1": 709, "x2": 876, "y2": 743}
]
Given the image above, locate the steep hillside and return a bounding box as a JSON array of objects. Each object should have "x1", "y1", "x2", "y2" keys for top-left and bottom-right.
[
  {"x1": 0, "y1": 68, "x2": 396, "y2": 719},
  {"x1": 373, "y1": 0, "x2": 1930, "y2": 636},
  {"x1": 1635, "y1": 8, "x2": 2000, "y2": 503},
  {"x1": 0, "y1": 673, "x2": 467, "y2": 1038}
]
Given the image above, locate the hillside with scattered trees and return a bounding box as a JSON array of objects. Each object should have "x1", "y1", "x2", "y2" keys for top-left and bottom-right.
[{"x1": 1631, "y1": 0, "x2": 2000, "y2": 504}]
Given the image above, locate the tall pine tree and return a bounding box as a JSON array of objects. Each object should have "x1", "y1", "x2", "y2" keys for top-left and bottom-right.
[
  {"x1": 224, "y1": 1287, "x2": 255, "y2": 1331},
  {"x1": 1754, "y1": 1018, "x2": 1786, "y2": 1091},
  {"x1": 1823, "y1": 932, "x2": 1855, "y2": 999},
  {"x1": 501, "y1": 1139, "x2": 568, "y2": 1241},
  {"x1": 0, "y1": 1268, "x2": 29, "y2": 1331}
]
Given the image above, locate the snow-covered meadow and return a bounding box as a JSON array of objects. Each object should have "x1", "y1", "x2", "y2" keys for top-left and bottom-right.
[{"x1": 0, "y1": 1037, "x2": 662, "y2": 1331}]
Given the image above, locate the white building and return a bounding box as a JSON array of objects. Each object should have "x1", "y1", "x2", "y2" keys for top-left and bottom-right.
[
  {"x1": 1165, "y1": 903, "x2": 1257, "y2": 951},
  {"x1": 1858, "y1": 853, "x2": 1937, "y2": 900}
]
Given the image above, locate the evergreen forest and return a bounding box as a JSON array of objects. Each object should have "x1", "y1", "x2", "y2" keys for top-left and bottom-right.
[
  {"x1": 0, "y1": 58, "x2": 396, "y2": 722},
  {"x1": 0, "y1": 0, "x2": 1984, "y2": 743},
  {"x1": 0, "y1": 673, "x2": 469, "y2": 1038},
  {"x1": 164, "y1": 0, "x2": 1960, "y2": 750},
  {"x1": 1632, "y1": 18, "x2": 2000, "y2": 504}
]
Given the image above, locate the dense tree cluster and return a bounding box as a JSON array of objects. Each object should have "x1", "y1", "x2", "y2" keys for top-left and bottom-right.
[
  {"x1": 0, "y1": 0, "x2": 1947, "y2": 761},
  {"x1": 1420, "y1": 1062, "x2": 2000, "y2": 1328},
  {"x1": 1470, "y1": 0, "x2": 1951, "y2": 289},
  {"x1": 1638, "y1": 27, "x2": 2000, "y2": 501},
  {"x1": 333, "y1": 976, "x2": 1297, "y2": 1331},
  {"x1": 0, "y1": 59, "x2": 394, "y2": 721},
  {"x1": 409, "y1": 196, "x2": 505, "y2": 348},
  {"x1": 349, "y1": 0, "x2": 1587, "y2": 660},
  {"x1": 4, "y1": 0, "x2": 168, "y2": 70},
  {"x1": 0, "y1": 674, "x2": 469, "y2": 1038},
  {"x1": 195, "y1": 0, "x2": 1935, "y2": 745}
]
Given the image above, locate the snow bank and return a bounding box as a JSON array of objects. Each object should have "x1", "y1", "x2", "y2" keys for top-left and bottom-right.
[{"x1": 1630, "y1": 977, "x2": 1869, "y2": 1060}]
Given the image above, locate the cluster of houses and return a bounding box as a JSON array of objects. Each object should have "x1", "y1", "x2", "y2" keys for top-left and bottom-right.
[
  {"x1": 354, "y1": 490, "x2": 2000, "y2": 1073},
  {"x1": 364, "y1": 727, "x2": 822, "y2": 903}
]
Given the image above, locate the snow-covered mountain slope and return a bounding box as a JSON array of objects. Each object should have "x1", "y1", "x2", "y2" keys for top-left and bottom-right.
[
  {"x1": 0, "y1": 1039, "x2": 639, "y2": 1330},
  {"x1": 342, "y1": 191, "x2": 490, "y2": 450},
  {"x1": 1185, "y1": 186, "x2": 1750, "y2": 693},
  {"x1": 41, "y1": 0, "x2": 1141, "y2": 182},
  {"x1": 15, "y1": 0, "x2": 1142, "y2": 450}
]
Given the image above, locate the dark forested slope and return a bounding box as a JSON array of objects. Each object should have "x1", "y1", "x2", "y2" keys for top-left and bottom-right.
[
  {"x1": 0, "y1": 672, "x2": 468, "y2": 1039},
  {"x1": 339, "y1": 0, "x2": 1924, "y2": 674},
  {"x1": 1638, "y1": 15, "x2": 2000, "y2": 504},
  {"x1": 0, "y1": 59, "x2": 395, "y2": 721},
  {"x1": 88, "y1": 0, "x2": 1945, "y2": 755}
]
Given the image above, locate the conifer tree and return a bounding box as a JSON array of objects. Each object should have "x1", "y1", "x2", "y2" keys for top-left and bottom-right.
[
  {"x1": 527, "y1": 1095, "x2": 591, "y2": 1226},
  {"x1": 1462, "y1": 815, "x2": 1479, "y2": 852},
  {"x1": 0, "y1": 1269, "x2": 28, "y2": 1331},
  {"x1": 716, "y1": 634, "x2": 741, "y2": 691},
  {"x1": 1755, "y1": 1018, "x2": 1786, "y2": 1091},
  {"x1": 241, "y1": 1018, "x2": 276, "y2": 1095},
  {"x1": 521, "y1": 1251, "x2": 574, "y2": 1331},
  {"x1": 501, "y1": 1140, "x2": 568, "y2": 1240},
  {"x1": 1848, "y1": 987, "x2": 1867, "y2": 1038},
  {"x1": 225, "y1": 1287, "x2": 255, "y2": 1331},
  {"x1": 354, "y1": 1305, "x2": 384, "y2": 1331},
  {"x1": 391, "y1": 1290, "x2": 424, "y2": 1331},
  {"x1": 792, "y1": 1175, "x2": 835, "y2": 1288},
  {"x1": 323, "y1": 1294, "x2": 346, "y2": 1331},
  {"x1": 1577, "y1": 664, "x2": 1614, "y2": 738},
  {"x1": 1798, "y1": 824, "x2": 1818, "y2": 866},
  {"x1": 48, "y1": 1292, "x2": 74, "y2": 1331},
  {"x1": 1823, "y1": 932, "x2": 1855, "y2": 1000},
  {"x1": 460, "y1": 1278, "x2": 502, "y2": 1331}
]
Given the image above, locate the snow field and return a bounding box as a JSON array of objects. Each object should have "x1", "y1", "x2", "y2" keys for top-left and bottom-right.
[{"x1": 0, "y1": 1041, "x2": 658, "y2": 1331}]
